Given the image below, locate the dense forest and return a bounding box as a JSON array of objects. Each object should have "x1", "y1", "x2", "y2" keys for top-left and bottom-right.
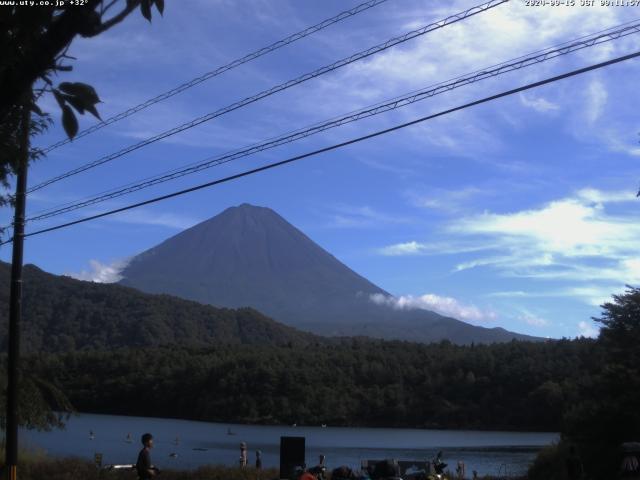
[
  {"x1": 24, "y1": 338, "x2": 596, "y2": 432},
  {"x1": 15, "y1": 287, "x2": 640, "y2": 479},
  {"x1": 0, "y1": 262, "x2": 317, "y2": 351}
]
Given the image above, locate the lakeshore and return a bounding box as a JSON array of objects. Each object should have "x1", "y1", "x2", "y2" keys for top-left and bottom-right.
[{"x1": 21, "y1": 413, "x2": 557, "y2": 477}]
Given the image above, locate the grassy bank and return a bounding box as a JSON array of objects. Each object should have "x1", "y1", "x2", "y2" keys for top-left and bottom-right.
[
  {"x1": 2, "y1": 454, "x2": 529, "y2": 480},
  {"x1": 10, "y1": 456, "x2": 279, "y2": 480}
]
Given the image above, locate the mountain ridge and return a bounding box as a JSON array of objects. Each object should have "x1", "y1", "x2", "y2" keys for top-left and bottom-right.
[{"x1": 0, "y1": 261, "x2": 318, "y2": 352}]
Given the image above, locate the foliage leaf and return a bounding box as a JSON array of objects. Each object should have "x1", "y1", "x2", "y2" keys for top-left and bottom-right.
[
  {"x1": 63, "y1": 94, "x2": 85, "y2": 115},
  {"x1": 154, "y1": 0, "x2": 164, "y2": 15},
  {"x1": 141, "y1": 0, "x2": 152, "y2": 22},
  {"x1": 61, "y1": 105, "x2": 78, "y2": 139},
  {"x1": 58, "y1": 82, "x2": 100, "y2": 105},
  {"x1": 30, "y1": 102, "x2": 44, "y2": 117},
  {"x1": 85, "y1": 103, "x2": 101, "y2": 120}
]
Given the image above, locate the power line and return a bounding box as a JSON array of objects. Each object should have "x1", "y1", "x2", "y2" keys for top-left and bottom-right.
[
  {"x1": 28, "y1": 0, "x2": 508, "y2": 194},
  {"x1": 25, "y1": 19, "x2": 640, "y2": 223},
  {"x1": 4, "y1": 49, "x2": 638, "y2": 246},
  {"x1": 39, "y1": 0, "x2": 392, "y2": 154}
]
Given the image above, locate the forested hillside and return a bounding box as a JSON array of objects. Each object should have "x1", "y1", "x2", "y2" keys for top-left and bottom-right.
[
  {"x1": 26, "y1": 338, "x2": 597, "y2": 432},
  {"x1": 0, "y1": 262, "x2": 317, "y2": 351}
]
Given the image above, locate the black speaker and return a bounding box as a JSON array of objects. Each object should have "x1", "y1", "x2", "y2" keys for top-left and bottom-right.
[{"x1": 280, "y1": 436, "x2": 305, "y2": 479}]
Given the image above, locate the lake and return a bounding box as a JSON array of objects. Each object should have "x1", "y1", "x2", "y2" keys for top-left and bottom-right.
[{"x1": 21, "y1": 413, "x2": 558, "y2": 477}]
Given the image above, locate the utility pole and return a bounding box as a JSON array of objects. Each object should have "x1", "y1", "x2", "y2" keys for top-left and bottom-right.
[{"x1": 5, "y1": 101, "x2": 30, "y2": 480}]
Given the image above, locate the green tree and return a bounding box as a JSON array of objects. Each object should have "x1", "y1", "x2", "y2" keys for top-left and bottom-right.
[{"x1": 563, "y1": 287, "x2": 640, "y2": 477}]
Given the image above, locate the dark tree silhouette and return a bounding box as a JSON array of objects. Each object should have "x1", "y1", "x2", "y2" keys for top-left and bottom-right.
[{"x1": 0, "y1": 0, "x2": 164, "y2": 207}]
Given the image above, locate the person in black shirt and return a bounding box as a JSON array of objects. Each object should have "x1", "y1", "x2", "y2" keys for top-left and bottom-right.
[
  {"x1": 136, "y1": 433, "x2": 159, "y2": 479},
  {"x1": 565, "y1": 445, "x2": 583, "y2": 480}
]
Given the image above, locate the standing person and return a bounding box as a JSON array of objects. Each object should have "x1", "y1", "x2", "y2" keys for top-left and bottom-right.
[
  {"x1": 239, "y1": 442, "x2": 248, "y2": 468},
  {"x1": 455, "y1": 461, "x2": 465, "y2": 479},
  {"x1": 136, "y1": 433, "x2": 159, "y2": 479},
  {"x1": 317, "y1": 455, "x2": 327, "y2": 480},
  {"x1": 565, "y1": 445, "x2": 584, "y2": 480},
  {"x1": 256, "y1": 450, "x2": 262, "y2": 470},
  {"x1": 433, "y1": 451, "x2": 447, "y2": 475}
]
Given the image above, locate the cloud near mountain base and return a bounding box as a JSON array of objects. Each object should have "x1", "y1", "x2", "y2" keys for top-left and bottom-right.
[
  {"x1": 370, "y1": 292, "x2": 497, "y2": 324},
  {"x1": 67, "y1": 259, "x2": 129, "y2": 283}
]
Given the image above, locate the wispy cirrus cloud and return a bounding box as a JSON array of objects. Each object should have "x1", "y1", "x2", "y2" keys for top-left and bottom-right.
[
  {"x1": 111, "y1": 210, "x2": 201, "y2": 230},
  {"x1": 519, "y1": 93, "x2": 559, "y2": 114},
  {"x1": 517, "y1": 310, "x2": 550, "y2": 328},
  {"x1": 297, "y1": 0, "x2": 634, "y2": 159},
  {"x1": 487, "y1": 285, "x2": 618, "y2": 307},
  {"x1": 325, "y1": 205, "x2": 414, "y2": 228},
  {"x1": 377, "y1": 187, "x2": 640, "y2": 306},
  {"x1": 585, "y1": 79, "x2": 608, "y2": 124},
  {"x1": 406, "y1": 186, "x2": 487, "y2": 214}
]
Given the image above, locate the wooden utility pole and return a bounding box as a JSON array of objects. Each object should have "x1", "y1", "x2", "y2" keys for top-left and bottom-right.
[{"x1": 5, "y1": 102, "x2": 30, "y2": 480}]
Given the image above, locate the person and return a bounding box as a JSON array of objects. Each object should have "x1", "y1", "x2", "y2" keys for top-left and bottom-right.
[
  {"x1": 300, "y1": 466, "x2": 323, "y2": 480},
  {"x1": 256, "y1": 450, "x2": 262, "y2": 470},
  {"x1": 621, "y1": 443, "x2": 640, "y2": 478},
  {"x1": 565, "y1": 445, "x2": 583, "y2": 480},
  {"x1": 136, "y1": 433, "x2": 159, "y2": 479},
  {"x1": 455, "y1": 460, "x2": 465, "y2": 480},
  {"x1": 433, "y1": 451, "x2": 447, "y2": 475},
  {"x1": 472, "y1": 470, "x2": 478, "y2": 480},
  {"x1": 239, "y1": 442, "x2": 248, "y2": 468},
  {"x1": 316, "y1": 455, "x2": 327, "y2": 480}
]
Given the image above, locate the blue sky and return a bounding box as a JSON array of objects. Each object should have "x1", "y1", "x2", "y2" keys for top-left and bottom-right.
[{"x1": 2, "y1": 0, "x2": 640, "y2": 339}]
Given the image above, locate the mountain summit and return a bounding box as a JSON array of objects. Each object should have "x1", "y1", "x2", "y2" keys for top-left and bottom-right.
[{"x1": 120, "y1": 204, "x2": 537, "y2": 344}]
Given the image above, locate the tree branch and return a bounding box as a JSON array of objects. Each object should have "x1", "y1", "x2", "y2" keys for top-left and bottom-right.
[
  {"x1": 101, "y1": 0, "x2": 120, "y2": 16},
  {"x1": 87, "y1": 0, "x2": 141, "y2": 37}
]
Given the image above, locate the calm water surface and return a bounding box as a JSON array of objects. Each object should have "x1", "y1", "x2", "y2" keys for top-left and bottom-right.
[{"x1": 21, "y1": 413, "x2": 558, "y2": 476}]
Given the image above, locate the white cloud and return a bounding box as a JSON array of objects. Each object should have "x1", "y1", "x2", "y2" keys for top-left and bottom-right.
[
  {"x1": 565, "y1": 286, "x2": 616, "y2": 307},
  {"x1": 407, "y1": 186, "x2": 486, "y2": 213},
  {"x1": 378, "y1": 241, "x2": 427, "y2": 256},
  {"x1": 576, "y1": 188, "x2": 637, "y2": 204},
  {"x1": 454, "y1": 253, "x2": 555, "y2": 273},
  {"x1": 377, "y1": 240, "x2": 499, "y2": 257},
  {"x1": 487, "y1": 286, "x2": 619, "y2": 307},
  {"x1": 518, "y1": 311, "x2": 550, "y2": 328},
  {"x1": 578, "y1": 320, "x2": 600, "y2": 338},
  {"x1": 519, "y1": 94, "x2": 559, "y2": 113},
  {"x1": 450, "y1": 189, "x2": 640, "y2": 261},
  {"x1": 379, "y1": 188, "x2": 639, "y2": 306},
  {"x1": 296, "y1": 0, "x2": 629, "y2": 158},
  {"x1": 67, "y1": 259, "x2": 129, "y2": 283},
  {"x1": 326, "y1": 205, "x2": 413, "y2": 228},
  {"x1": 585, "y1": 79, "x2": 608, "y2": 124},
  {"x1": 370, "y1": 292, "x2": 497, "y2": 324},
  {"x1": 109, "y1": 210, "x2": 201, "y2": 230}
]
